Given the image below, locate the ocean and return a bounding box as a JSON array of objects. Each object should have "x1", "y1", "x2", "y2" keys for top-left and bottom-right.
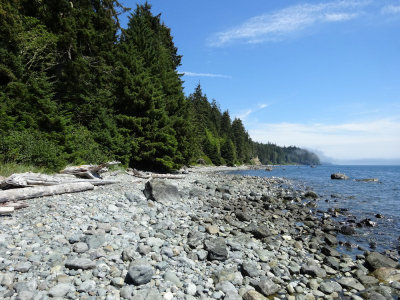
[{"x1": 230, "y1": 165, "x2": 400, "y2": 259}]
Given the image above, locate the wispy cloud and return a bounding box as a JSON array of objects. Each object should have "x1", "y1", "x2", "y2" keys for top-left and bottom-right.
[
  {"x1": 248, "y1": 118, "x2": 400, "y2": 160},
  {"x1": 181, "y1": 71, "x2": 231, "y2": 78},
  {"x1": 209, "y1": 0, "x2": 370, "y2": 46},
  {"x1": 236, "y1": 103, "x2": 269, "y2": 120},
  {"x1": 381, "y1": 5, "x2": 400, "y2": 14}
]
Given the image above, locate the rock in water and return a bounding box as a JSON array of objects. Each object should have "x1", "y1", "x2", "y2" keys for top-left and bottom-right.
[
  {"x1": 126, "y1": 259, "x2": 154, "y2": 285},
  {"x1": 331, "y1": 173, "x2": 349, "y2": 180},
  {"x1": 304, "y1": 191, "x2": 318, "y2": 199},
  {"x1": 143, "y1": 179, "x2": 179, "y2": 204},
  {"x1": 365, "y1": 252, "x2": 399, "y2": 271},
  {"x1": 205, "y1": 238, "x2": 228, "y2": 261}
]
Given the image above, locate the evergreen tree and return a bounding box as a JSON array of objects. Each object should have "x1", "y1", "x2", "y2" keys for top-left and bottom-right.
[{"x1": 115, "y1": 3, "x2": 190, "y2": 171}]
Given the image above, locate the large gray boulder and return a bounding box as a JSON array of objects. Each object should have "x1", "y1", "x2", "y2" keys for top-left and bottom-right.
[
  {"x1": 143, "y1": 179, "x2": 179, "y2": 204},
  {"x1": 365, "y1": 252, "x2": 399, "y2": 271},
  {"x1": 126, "y1": 259, "x2": 154, "y2": 285},
  {"x1": 255, "y1": 276, "x2": 280, "y2": 296},
  {"x1": 204, "y1": 238, "x2": 228, "y2": 261}
]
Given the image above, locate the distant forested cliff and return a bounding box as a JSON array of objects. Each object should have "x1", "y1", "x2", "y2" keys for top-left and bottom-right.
[{"x1": 0, "y1": 1, "x2": 320, "y2": 171}]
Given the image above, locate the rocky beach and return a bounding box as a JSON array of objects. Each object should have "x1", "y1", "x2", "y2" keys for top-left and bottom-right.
[{"x1": 1, "y1": 166, "x2": 399, "y2": 300}]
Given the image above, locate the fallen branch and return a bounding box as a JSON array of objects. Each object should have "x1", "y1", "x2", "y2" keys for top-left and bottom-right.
[
  {"x1": 0, "y1": 182, "x2": 94, "y2": 203},
  {"x1": 1, "y1": 172, "x2": 117, "y2": 189}
]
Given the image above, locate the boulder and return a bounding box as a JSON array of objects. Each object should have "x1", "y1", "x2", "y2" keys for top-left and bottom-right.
[
  {"x1": 372, "y1": 267, "x2": 400, "y2": 282},
  {"x1": 204, "y1": 238, "x2": 228, "y2": 261},
  {"x1": 255, "y1": 276, "x2": 280, "y2": 296},
  {"x1": 365, "y1": 252, "x2": 399, "y2": 271},
  {"x1": 143, "y1": 179, "x2": 179, "y2": 204},
  {"x1": 126, "y1": 259, "x2": 154, "y2": 285},
  {"x1": 337, "y1": 277, "x2": 365, "y2": 291},
  {"x1": 331, "y1": 173, "x2": 349, "y2": 180},
  {"x1": 301, "y1": 264, "x2": 327, "y2": 278}
]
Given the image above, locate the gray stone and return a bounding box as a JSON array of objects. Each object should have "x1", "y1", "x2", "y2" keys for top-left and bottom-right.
[
  {"x1": 78, "y1": 279, "x2": 96, "y2": 292},
  {"x1": 120, "y1": 285, "x2": 134, "y2": 299},
  {"x1": 15, "y1": 290, "x2": 34, "y2": 300},
  {"x1": 48, "y1": 283, "x2": 73, "y2": 297},
  {"x1": 242, "y1": 261, "x2": 260, "y2": 277},
  {"x1": 122, "y1": 247, "x2": 138, "y2": 261},
  {"x1": 204, "y1": 238, "x2": 228, "y2": 261},
  {"x1": 245, "y1": 223, "x2": 271, "y2": 239},
  {"x1": 146, "y1": 237, "x2": 164, "y2": 248},
  {"x1": 337, "y1": 277, "x2": 365, "y2": 291},
  {"x1": 324, "y1": 256, "x2": 340, "y2": 270},
  {"x1": 127, "y1": 260, "x2": 154, "y2": 285},
  {"x1": 187, "y1": 231, "x2": 204, "y2": 248},
  {"x1": 319, "y1": 280, "x2": 342, "y2": 294},
  {"x1": 144, "y1": 179, "x2": 180, "y2": 204},
  {"x1": 301, "y1": 264, "x2": 327, "y2": 278},
  {"x1": 321, "y1": 246, "x2": 340, "y2": 257},
  {"x1": 163, "y1": 271, "x2": 182, "y2": 287},
  {"x1": 186, "y1": 282, "x2": 197, "y2": 296},
  {"x1": 242, "y1": 290, "x2": 268, "y2": 300},
  {"x1": 73, "y1": 242, "x2": 89, "y2": 253},
  {"x1": 255, "y1": 276, "x2": 280, "y2": 296},
  {"x1": 13, "y1": 280, "x2": 37, "y2": 293},
  {"x1": 365, "y1": 252, "x2": 399, "y2": 271},
  {"x1": 84, "y1": 235, "x2": 105, "y2": 249},
  {"x1": 215, "y1": 281, "x2": 241, "y2": 299},
  {"x1": 111, "y1": 277, "x2": 124, "y2": 288},
  {"x1": 15, "y1": 261, "x2": 32, "y2": 273},
  {"x1": 65, "y1": 258, "x2": 96, "y2": 270},
  {"x1": 324, "y1": 233, "x2": 338, "y2": 246}
]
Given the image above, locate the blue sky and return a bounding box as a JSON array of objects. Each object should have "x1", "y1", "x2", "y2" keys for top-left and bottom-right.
[{"x1": 120, "y1": 0, "x2": 400, "y2": 163}]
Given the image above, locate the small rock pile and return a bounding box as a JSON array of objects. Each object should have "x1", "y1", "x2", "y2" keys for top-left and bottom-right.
[{"x1": 0, "y1": 167, "x2": 399, "y2": 300}]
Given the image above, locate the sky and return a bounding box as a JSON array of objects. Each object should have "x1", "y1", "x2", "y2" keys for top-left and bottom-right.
[{"x1": 120, "y1": 0, "x2": 400, "y2": 164}]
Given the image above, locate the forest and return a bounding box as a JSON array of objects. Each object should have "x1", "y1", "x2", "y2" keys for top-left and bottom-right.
[{"x1": 0, "y1": 0, "x2": 320, "y2": 172}]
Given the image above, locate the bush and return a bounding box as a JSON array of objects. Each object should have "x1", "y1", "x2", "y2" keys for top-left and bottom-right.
[{"x1": 0, "y1": 130, "x2": 65, "y2": 171}]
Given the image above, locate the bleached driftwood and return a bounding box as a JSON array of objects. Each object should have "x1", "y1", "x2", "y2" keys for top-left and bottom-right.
[
  {"x1": 0, "y1": 172, "x2": 117, "y2": 189},
  {"x1": 60, "y1": 161, "x2": 121, "y2": 178},
  {"x1": 1, "y1": 201, "x2": 28, "y2": 210},
  {"x1": 0, "y1": 207, "x2": 14, "y2": 214},
  {"x1": 127, "y1": 168, "x2": 184, "y2": 179},
  {"x1": 0, "y1": 182, "x2": 94, "y2": 203}
]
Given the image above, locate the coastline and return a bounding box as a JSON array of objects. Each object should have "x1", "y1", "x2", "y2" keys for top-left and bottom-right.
[{"x1": 0, "y1": 166, "x2": 399, "y2": 299}]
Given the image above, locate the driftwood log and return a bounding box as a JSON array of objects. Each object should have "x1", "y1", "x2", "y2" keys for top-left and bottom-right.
[
  {"x1": 127, "y1": 168, "x2": 184, "y2": 179},
  {"x1": 0, "y1": 172, "x2": 117, "y2": 189},
  {"x1": 60, "y1": 161, "x2": 121, "y2": 179},
  {"x1": 0, "y1": 182, "x2": 94, "y2": 203},
  {"x1": 0, "y1": 207, "x2": 14, "y2": 214}
]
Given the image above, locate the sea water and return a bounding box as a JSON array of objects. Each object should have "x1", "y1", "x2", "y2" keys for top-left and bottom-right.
[{"x1": 231, "y1": 165, "x2": 400, "y2": 258}]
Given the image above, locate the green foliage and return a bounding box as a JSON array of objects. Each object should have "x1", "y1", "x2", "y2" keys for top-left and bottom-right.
[
  {"x1": 0, "y1": 130, "x2": 65, "y2": 170},
  {"x1": 0, "y1": 1, "x2": 319, "y2": 172}
]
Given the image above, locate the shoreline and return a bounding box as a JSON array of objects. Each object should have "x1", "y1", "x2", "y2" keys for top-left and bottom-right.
[{"x1": 0, "y1": 167, "x2": 399, "y2": 299}]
